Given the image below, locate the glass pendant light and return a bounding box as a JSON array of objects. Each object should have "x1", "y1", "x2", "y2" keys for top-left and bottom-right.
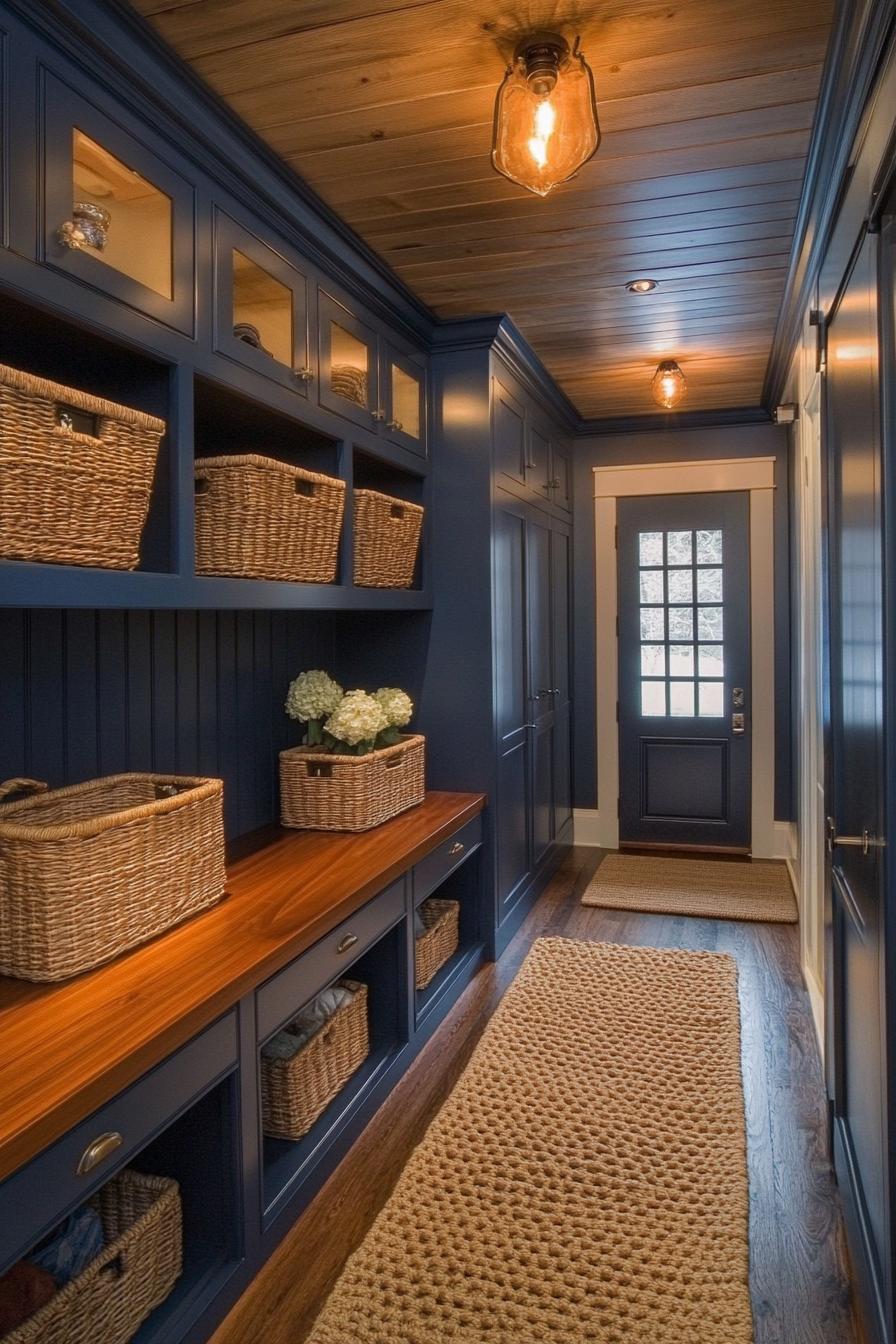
[
  {"x1": 492, "y1": 33, "x2": 600, "y2": 197},
  {"x1": 652, "y1": 360, "x2": 687, "y2": 409}
]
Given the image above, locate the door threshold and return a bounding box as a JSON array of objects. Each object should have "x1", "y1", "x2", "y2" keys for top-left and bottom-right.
[{"x1": 618, "y1": 842, "x2": 752, "y2": 859}]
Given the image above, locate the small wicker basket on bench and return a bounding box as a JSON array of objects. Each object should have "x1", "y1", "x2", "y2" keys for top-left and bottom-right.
[
  {"x1": 195, "y1": 454, "x2": 345, "y2": 583},
  {"x1": 353, "y1": 489, "x2": 423, "y2": 588},
  {"x1": 0, "y1": 363, "x2": 165, "y2": 570},
  {"x1": 261, "y1": 980, "x2": 369, "y2": 1140},
  {"x1": 0, "y1": 773, "x2": 226, "y2": 982},
  {"x1": 3, "y1": 1170, "x2": 182, "y2": 1344},
  {"x1": 415, "y1": 898, "x2": 460, "y2": 990},
  {"x1": 280, "y1": 734, "x2": 425, "y2": 832}
]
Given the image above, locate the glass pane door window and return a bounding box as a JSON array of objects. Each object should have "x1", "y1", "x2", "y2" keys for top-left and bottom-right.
[
  {"x1": 44, "y1": 77, "x2": 194, "y2": 333},
  {"x1": 638, "y1": 528, "x2": 725, "y2": 718},
  {"x1": 330, "y1": 323, "x2": 370, "y2": 411},
  {"x1": 71, "y1": 131, "x2": 173, "y2": 297},
  {"x1": 390, "y1": 364, "x2": 421, "y2": 439},
  {"x1": 232, "y1": 250, "x2": 293, "y2": 366}
]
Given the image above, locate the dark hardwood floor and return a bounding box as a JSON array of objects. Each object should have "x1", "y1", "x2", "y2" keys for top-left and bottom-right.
[{"x1": 211, "y1": 847, "x2": 860, "y2": 1344}]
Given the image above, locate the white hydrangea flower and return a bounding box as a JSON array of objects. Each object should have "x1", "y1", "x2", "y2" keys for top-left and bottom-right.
[
  {"x1": 324, "y1": 690, "x2": 389, "y2": 749},
  {"x1": 285, "y1": 669, "x2": 343, "y2": 722},
  {"x1": 374, "y1": 687, "x2": 413, "y2": 728}
]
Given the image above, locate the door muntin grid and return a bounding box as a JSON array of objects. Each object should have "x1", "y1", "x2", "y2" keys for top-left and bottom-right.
[{"x1": 638, "y1": 528, "x2": 725, "y2": 717}]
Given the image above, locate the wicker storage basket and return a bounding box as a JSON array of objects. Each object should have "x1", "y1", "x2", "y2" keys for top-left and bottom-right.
[
  {"x1": 262, "y1": 980, "x2": 369, "y2": 1140},
  {"x1": 194, "y1": 455, "x2": 345, "y2": 583},
  {"x1": 280, "y1": 734, "x2": 425, "y2": 832},
  {"x1": 0, "y1": 363, "x2": 164, "y2": 570},
  {"x1": 415, "y1": 898, "x2": 460, "y2": 990},
  {"x1": 353, "y1": 489, "x2": 423, "y2": 588},
  {"x1": 0, "y1": 773, "x2": 225, "y2": 982},
  {"x1": 4, "y1": 1170, "x2": 182, "y2": 1344}
]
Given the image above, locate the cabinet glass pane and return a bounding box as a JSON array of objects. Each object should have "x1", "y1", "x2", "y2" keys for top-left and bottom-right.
[
  {"x1": 232, "y1": 251, "x2": 293, "y2": 365},
  {"x1": 72, "y1": 130, "x2": 172, "y2": 297},
  {"x1": 391, "y1": 364, "x2": 421, "y2": 438},
  {"x1": 330, "y1": 324, "x2": 369, "y2": 409}
]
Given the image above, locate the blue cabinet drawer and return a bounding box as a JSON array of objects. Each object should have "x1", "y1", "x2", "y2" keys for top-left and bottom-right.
[
  {"x1": 256, "y1": 878, "x2": 407, "y2": 1041},
  {"x1": 413, "y1": 815, "x2": 483, "y2": 905},
  {"x1": 0, "y1": 1011, "x2": 238, "y2": 1271}
]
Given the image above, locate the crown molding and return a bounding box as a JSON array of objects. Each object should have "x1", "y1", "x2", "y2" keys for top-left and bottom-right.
[{"x1": 576, "y1": 406, "x2": 772, "y2": 437}]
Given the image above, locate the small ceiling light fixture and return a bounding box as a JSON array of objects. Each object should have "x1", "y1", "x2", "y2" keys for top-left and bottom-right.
[
  {"x1": 651, "y1": 359, "x2": 687, "y2": 410},
  {"x1": 626, "y1": 278, "x2": 658, "y2": 294},
  {"x1": 491, "y1": 32, "x2": 600, "y2": 197}
]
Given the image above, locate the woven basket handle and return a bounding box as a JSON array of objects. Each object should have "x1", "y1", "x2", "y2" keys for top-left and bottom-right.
[{"x1": 0, "y1": 778, "x2": 49, "y2": 802}]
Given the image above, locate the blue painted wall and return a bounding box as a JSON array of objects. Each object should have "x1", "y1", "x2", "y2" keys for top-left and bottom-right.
[{"x1": 571, "y1": 420, "x2": 794, "y2": 821}]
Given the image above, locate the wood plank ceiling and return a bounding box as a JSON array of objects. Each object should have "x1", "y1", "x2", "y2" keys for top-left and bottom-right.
[{"x1": 131, "y1": 0, "x2": 834, "y2": 421}]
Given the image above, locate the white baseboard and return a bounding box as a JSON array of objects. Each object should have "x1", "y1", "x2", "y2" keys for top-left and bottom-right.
[
  {"x1": 772, "y1": 820, "x2": 798, "y2": 863},
  {"x1": 804, "y1": 963, "x2": 825, "y2": 1064},
  {"x1": 573, "y1": 809, "x2": 617, "y2": 849}
]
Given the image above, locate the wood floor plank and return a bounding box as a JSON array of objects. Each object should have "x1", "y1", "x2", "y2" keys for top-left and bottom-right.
[{"x1": 210, "y1": 849, "x2": 860, "y2": 1344}]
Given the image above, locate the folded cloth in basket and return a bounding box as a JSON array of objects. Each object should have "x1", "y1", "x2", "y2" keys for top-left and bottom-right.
[
  {"x1": 262, "y1": 983, "x2": 355, "y2": 1061},
  {"x1": 28, "y1": 1205, "x2": 105, "y2": 1286},
  {"x1": 0, "y1": 1261, "x2": 57, "y2": 1334}
]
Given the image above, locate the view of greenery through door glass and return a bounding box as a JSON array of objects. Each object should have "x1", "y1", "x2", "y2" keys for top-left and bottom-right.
[{"x1": 638, "y1": 529, "x2": 725, "y2": 717}]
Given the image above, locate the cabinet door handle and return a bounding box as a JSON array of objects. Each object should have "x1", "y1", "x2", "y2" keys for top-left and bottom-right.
[
  {"x1": 293, "y1": 367, "x2": 314, "y2": 382},
  {"x1": 372, "y1": 408, "x2": 386, "y2": 422},
  {"x1": 337, "y1": 933, "x2": 359, "y2": 954},
  {"x1": 449, "y1": 841, "x2": 465, "y2": 856},
  {"x1": 77, "y1": 1131, "x2": 123, "y2": 1176},
  {"x1": 387, "y1": 419, "x2": 403, "y2": 432}
]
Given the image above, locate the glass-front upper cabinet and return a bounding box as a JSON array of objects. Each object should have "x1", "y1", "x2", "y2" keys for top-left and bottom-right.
[
  {"x1": 384, "y1": 345, "x2": 426, "y2": 457},
  {"x1": 43, "y1": 77, "x2": 194, "y2": 333},
  {"x1": 214, "y1": 213, "x2": 310, "y2": 395},
  {"x1": 318, "y1": 290, "x2": 379, "y2": 432}
]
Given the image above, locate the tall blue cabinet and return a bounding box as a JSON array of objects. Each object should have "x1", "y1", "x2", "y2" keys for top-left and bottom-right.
[{"x1": 424, "y1": 320, "x2": 576, "y2": 956}]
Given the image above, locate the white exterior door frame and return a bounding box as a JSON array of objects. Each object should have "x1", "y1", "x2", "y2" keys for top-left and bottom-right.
[{"x1": 577, "y1": 456, "x2": 779, "y2": 858}]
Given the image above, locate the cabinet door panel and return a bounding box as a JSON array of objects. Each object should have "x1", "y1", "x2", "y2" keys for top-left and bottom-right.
[
  {"x1": 494, "y1": 507, "x2": 527, "y2": 738},
  {"x1": 493, "y1": 378, "x2": 526, "y2": 488},
  {"x1": 532, "y1": 721, "x2": 554, "y2": 865},
  {"x1": 384, "y1": 344, "x2": 426, "y2": 457},
  {"x1": 43, "y1": 75, "x2": 194, "y2": 334},
  {"x1": 553, "y1": 702, "x2": 573, "y2": 837},
  {"x1": 551, "y1": 441, "x2": 572, "y2": 511},
  {"x1": 551, "y1": 529, "x2": 571, "y2": 704},
  {"x1": 527, "y1": 518, "x2": 553, "y2": 718},
  {"x1": 497, "y1": 737, "x2": 530, "y2": 910},
  {"x1": 318, "y1": 290, "x2": 379, "y2": 431},
  {"x1": 527, "y1": 423, "x2": 552, "y2": 502},
  {"x1": 214, "y1": 212, "x2": 310, "y2": 396}
]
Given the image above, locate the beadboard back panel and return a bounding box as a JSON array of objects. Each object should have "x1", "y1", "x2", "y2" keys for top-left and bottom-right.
[{"x1": 0, "y1": 608, "x2": 334, "y2": 838}]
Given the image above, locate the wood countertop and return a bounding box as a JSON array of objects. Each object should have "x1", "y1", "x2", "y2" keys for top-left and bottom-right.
[{"x1": 0, "y1": 791, "x2": 486, "y2": 1183}]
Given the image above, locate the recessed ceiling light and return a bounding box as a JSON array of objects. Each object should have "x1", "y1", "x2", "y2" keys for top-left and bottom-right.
[{"x1": 626, "y1": 278, "x2": 658, "y2": 294}]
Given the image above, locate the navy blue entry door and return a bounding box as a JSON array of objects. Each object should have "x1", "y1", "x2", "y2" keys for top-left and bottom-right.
[{"x1": 617, "y1": 491, "x2": 751, "y2": 850}]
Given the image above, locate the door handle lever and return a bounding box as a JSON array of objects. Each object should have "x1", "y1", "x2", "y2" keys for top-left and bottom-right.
[{"x1": 826, "y1": 817, "x2": 884, "y2": 855}]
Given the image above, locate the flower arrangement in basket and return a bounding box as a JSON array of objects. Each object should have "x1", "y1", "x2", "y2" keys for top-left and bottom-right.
[{"x1": 279, "y1": 671, "x2": 424, "y2": 831}]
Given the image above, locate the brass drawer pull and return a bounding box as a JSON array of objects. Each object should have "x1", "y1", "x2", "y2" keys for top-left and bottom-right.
[
  {"x1": 337, "y1": 933, "x2": 359, "y2": 954},
  {"x1": 449, "y1": 841, "x2": 464, "y2": 856},
  {"x1": 77, "y1": 1131, "x2": 123, "y2": 1176}
]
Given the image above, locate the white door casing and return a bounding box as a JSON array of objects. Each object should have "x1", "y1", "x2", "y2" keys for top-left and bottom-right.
[{"x1": 576, "y1": 456, "x2": 778, "y2": 858}]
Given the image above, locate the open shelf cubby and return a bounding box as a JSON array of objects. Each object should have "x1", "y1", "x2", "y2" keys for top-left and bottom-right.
[
  {"x1": 0, "y1": 293, "x2": 175, "y2": 577},
  {"x1": 414, "y1": 853, "x2": 483, "y2": 1026},
  {"x1": 261, "y1": 918, "x2": 409, "y2": 1226},
  {"x1": 2, "y1": 1072, "x2": 241, "y2": 1344}
]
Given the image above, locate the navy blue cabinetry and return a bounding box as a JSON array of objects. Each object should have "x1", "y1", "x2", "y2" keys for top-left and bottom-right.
[{"x1": 422, "y1": 319, "x2": 575, "y2": 957}]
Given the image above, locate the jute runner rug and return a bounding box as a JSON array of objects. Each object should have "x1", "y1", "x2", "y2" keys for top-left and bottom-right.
[
  {"x1": 308, "y1": 937, "x2": 752, "y2": 1344},
  {"x1": 582, "y1": 853, "x2": 798, "y2": 924}
]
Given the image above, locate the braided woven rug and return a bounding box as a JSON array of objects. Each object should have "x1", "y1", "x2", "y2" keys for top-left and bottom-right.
[
  {"x1": 308, "y1": 937, "x2": 752, "y2": 1344},
  {"x1": 582, "y1": 853, "x2": 797, "y2": 923}
]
